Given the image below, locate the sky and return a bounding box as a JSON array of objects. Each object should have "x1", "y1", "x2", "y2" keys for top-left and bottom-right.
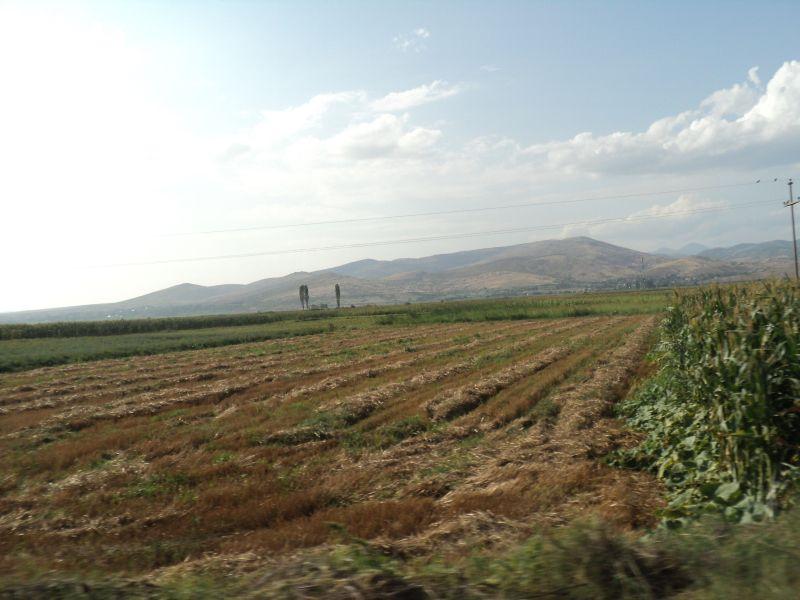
[{"x1": 1, "y1": 0, "x2": 800, "y2": 312}]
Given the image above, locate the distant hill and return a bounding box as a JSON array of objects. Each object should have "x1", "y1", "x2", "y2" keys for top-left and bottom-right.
[
  {"x1": 698, "y1": 240, "x2": 793, "y2": 261},
  {"x1": 693, "y1": 240, "x2": 797, "y2": 280},
  {"x1": 335, "y1": 237, "x2": 651, "y2": 281},
  {"x1": 0, "y1": 236, "x2": 772, "y2": 324}
]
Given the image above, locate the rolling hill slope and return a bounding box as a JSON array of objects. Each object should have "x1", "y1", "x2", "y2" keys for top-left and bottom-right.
[
  {"x1": 0, "y1": 237, "x2": 767, "y2": 323},
  {"x1": 698, "y1": 240, "x2": 793, "y2": 261}
]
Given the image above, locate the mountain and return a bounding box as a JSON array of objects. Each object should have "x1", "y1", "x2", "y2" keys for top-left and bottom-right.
[
  {"x1": 653, "y1": 242, "x2": 709, "y2": 257},
  {"x1": 698, "y1": 240, "x2": 793, "y2": 261},
  {"x1": 120, "y1": 283, "x2": 246, "y2": 306},
  {"x1": 335, "y1": 237, "x2": 650, "y2": 281},
  {"x1": 0, "y1": 237, "x2": 766, "y2": 324},
  {"x1": 331, "y1": 246, "x2": 511, "y2": 278},
  {"x1": 694, "y1": 240, "x2": 797, "y2": 280}
]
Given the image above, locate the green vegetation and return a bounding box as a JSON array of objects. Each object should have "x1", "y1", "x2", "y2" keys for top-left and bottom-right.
[
  {"x1": 618, "y1": 281, "x2": 800, "y2": 525},
  {"x1": 0, "y1": 289, "x2": 668, "y2": 372},
  {"x1": 368, "y1": 289, "x2": 669, "y2": 325},
  {"x1": 0, "y1": 289, "x2": 668, "y2": 340},
  {"x1": 0, "y1": 319, "x2": 349, "y2": 373},
  {"x1": 0, "y1": 306, "x2": 337, "y2": 340},
  {"x1": 342, "y1": 416, "x2": 430, "y2": 451}
]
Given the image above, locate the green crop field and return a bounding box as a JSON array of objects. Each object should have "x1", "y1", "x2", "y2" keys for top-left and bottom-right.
[{"x1": 0, "y1": 289, "x2": 670, "y2": 372}]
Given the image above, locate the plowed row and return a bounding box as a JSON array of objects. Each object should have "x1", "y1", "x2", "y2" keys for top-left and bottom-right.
[{"x1": 0, "y1": 315, "x2": 660, "y2": 576}]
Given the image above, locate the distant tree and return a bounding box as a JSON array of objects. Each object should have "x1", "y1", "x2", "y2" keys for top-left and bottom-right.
[
  {"x1": 299, "y1": 284, "x2": 310, "y2": 309},
  {"x1": 335, "y1": 283, "x2": 341, "y2": 308}
]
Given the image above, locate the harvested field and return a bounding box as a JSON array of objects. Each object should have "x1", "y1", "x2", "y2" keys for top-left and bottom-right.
[{"x1": 0, "y1": 313, "x2": 662, "y2": 579}]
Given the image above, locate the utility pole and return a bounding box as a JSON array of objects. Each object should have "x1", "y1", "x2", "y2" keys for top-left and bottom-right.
[
  {"x1": 785, "y1": 178, "x2": 799, "y2": 280},
  {"x1": 640, "y1": 256, "x2": 645, "y2": 289}
]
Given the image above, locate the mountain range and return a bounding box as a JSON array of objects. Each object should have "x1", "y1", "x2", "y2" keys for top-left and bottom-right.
[{"x1": 1, "y1": 237, "x2": 795, "y2": 323}]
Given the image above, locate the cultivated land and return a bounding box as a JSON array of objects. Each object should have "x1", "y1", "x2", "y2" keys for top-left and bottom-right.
[
  {"x1": 0, "y1": 295, "x2": 663, "y2": 584},
  {"x1": 4, "y1": 285, "x2": 798, "y2": 598},
  {"x1": 0, "y1": 290, "x2": 669, "y2": 372}
]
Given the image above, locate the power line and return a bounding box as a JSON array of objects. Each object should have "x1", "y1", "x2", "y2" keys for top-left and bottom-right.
[
  {"x1": 163, "y1": 180, "x2": 766, "y2": 237},
  {"x1": 97, "y1": 198, "x2": 776, "y2": 268}
]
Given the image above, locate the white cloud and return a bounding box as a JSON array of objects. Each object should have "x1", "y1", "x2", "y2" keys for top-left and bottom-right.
[
  {"x1": 226, "y1": 91, "x2": 363, "y2": 157},
  {"x1": 371, "y1": 80, "x2": 462, "y2": 112},
  {"x1": 217, "y1": 92, "x2": 448, "y2": 208},
  {"x1": 221, "y1": 84, "x2": 449, "y2": 170},
  {"x1": 479, "y1": 65, "x2": 500, "y2": 73},
  {"x1": 700, "y1": 82, "x2": 759, "y2": 117},
  {"x1": 393, "y1": 27, "x2": 430, "y2": 53},
  {"x1": 560, "y1": 195, "x2": 730, "y2": 245},
  {"x1": 326, "y1": 114, "x2": 441, "y2": 159},
  {"x1": 524, "y1": 61, "x2": 800, "y2": 176},
  {"x1": 626, "y1": 194, "x2": 727, "y2": 219},
  {"x1": 748, "y1": 66, "x2": 761, "y2": 86},
  {"x1": 220, "y1": 58, "x2": 800, "y2": 247},
  {"x1": 182, "y1": 62, "x2": 800, "y2": 248}
]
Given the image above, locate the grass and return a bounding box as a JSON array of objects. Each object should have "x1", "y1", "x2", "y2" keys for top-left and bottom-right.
[
  {"x1": 341, "y1": 416, "x2": 430, "y2": 451},
  {"x1": 370, "y1": 289, "x2": 668, "y2": 324},
  {"x1": 0, "y1": 319, "x2": 358, "y2": 373},
  {"x1": 0, "y1": 322, "x2": 338, "y2": 371},
  {"x1": 0, "y1": 289, "x2": 669, "y2": 372},
  {"x1": 0, "y1": 289, "x2": 670, "y2": 340}
]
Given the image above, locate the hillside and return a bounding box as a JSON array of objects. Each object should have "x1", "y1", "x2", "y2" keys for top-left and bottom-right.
[
  {"x1": 696, "y1": 240, "x2": 797, "y2": 279},
  {"x1": 698, "y1": 240, "x2": 793, "y2": 261},
  {"x1": 0, "y1": 237, "x2": 763, "y2": 323}
]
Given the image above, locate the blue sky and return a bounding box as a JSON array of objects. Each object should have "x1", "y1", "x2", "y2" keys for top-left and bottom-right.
[
  {"x1": 1, "y1": 0, "x2": 799, "y2": 311},
  {"x1": 81, "y1": 1, "x2": 800, "y2": 140}
]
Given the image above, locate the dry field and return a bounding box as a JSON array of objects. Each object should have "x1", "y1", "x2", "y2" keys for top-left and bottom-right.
[{"x1": 0, "y1": 314, "x2": 661, "y2": 578}]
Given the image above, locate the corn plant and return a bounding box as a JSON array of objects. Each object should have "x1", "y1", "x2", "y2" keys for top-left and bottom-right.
[{"x1": 619, "y1": 280, "x2": 800, "y2": 525}]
